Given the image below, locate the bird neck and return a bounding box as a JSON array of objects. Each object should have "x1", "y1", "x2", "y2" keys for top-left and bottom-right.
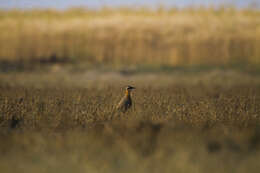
[{"x1": 125, "y1": 90, "x2": 131, "y2": 98}]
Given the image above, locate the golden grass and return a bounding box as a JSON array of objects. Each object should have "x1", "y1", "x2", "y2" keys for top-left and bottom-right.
[
  {"x1": 0, "y1": 85, "x2": 260, "y2": 173},
  {"x1": 1, "y1": 85, "x2": 259, "y2": 128},
  {"x1": 0, "y1": 8, "x2": 260, "y2": 65}
]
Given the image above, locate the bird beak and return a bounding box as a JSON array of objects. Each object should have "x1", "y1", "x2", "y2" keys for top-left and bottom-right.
[{"x1": 131, "y1": 87, "x2": 136, "y2": 89}]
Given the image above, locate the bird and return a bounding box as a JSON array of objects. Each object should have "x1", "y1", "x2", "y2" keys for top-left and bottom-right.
[{"x1": 116, "y1": 85, "x2": 136, "y2": 112}]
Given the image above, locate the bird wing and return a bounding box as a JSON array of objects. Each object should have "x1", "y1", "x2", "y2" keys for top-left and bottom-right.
[{"x1": 116, "y1": 97, "x2": 125, "y2": 109}]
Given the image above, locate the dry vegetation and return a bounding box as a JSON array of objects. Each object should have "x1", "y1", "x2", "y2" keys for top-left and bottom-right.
[
  {"x1": 0, "y1": 8, "x2": 260, "y2": 65},
  {"x1": 1, "y1": 7, "x2": 260, "y2": 173},
  {"x1": 0, "y1": 84, "x2": 260, "y2": 173}
]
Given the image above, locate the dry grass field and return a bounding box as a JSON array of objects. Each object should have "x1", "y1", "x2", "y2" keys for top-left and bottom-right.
[
  {"x1": 0, "y1": 84, "x2": 260, "y2": 173},
  {"x1": 0, "y1": 8, "x2": 260, "y2": 65},
  {"x1": 1, "y1": 7, "x2": 260, "y2": 173}
]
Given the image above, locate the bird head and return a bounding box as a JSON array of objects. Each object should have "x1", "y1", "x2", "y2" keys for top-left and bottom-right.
[
  {"x1": 126, "y1": 85, "x2": 135, "y2": 90},
  {"x1": 125, "y1": 85, "x2": 135, "y2": 95}
]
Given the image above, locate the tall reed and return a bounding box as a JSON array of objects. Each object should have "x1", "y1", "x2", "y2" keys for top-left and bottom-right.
[{"x1": 0, "y1": 8, "x2": 259, "y2": 65}]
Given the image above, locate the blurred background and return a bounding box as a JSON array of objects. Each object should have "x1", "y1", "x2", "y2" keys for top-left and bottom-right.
[{"x1": 0, "y1": 0, "x2": 260, "y2": 86}]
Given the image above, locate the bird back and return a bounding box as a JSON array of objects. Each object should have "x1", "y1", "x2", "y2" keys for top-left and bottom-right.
[{"x1": 116, "y1": 95, "x2": 132, "y2": 112}]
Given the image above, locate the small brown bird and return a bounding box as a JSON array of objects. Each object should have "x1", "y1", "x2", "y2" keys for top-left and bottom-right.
[{"x1": 116, "y1": 86, "x2": 136, "y2": 112}]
